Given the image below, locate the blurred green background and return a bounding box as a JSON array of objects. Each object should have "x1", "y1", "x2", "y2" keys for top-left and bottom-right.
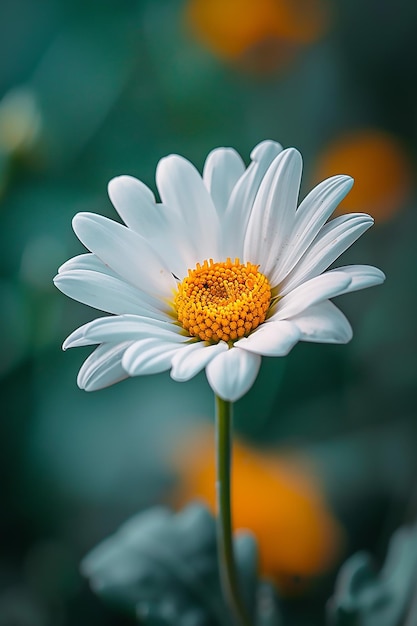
[{"x1": 1, "y1": 0, "x2": 417, "y2": 624}]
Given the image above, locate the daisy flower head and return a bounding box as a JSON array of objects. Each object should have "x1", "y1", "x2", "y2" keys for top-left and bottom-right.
[{"x1": 54, "y1": 141, "x2": 385, "y2": 402}]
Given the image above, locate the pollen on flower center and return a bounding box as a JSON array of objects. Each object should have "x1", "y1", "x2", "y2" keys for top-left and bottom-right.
[{"x1": 174, "y1": 258, "x2": 271, "y2": 343}]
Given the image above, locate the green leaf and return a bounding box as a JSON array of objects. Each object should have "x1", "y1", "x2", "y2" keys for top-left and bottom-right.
[
  {"x1": 327, "y1": 523, "x2": 417, "y2": 626},
  {"x1": 82, "y1": 502, "x2": 283, "y2": 626}
]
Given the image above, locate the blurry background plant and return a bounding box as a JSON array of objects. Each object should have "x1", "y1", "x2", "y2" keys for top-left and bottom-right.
[
  {"x1": 172, "y1": 426, "x2": 345, "y2": 594},
  {"x1": 313, "y1": 129, "x2": 413, "y2": 223},
  {"x1": 1, "y1": 0, "x2": 417, "y2": 625},
  {"x1": 185, "y1": 0, "x2": 329, "y2": 74}
]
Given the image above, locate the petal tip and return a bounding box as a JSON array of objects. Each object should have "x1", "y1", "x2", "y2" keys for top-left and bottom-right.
[
  {"x1": 280, "y1": 146, "x2": 303, "y2": 168},
  {"x1": 374, "y1": 268, "x2": 386, "y2": 283},
  {"x1": 71, "y1": 212, "x2": 93, "y2": 237},
  {"x1": 107, "y1": 175, "x2": 123, "y2": 197},
  {"x1": 344, "y1": 332, "x2": 353, "y2": 344},
  {"x1": 53, "y1": 273, "x2": 66, "y2": 292},
  {"x1": 62, "y1": 337, "x2": 75, "y2": 350},
  {"x1": 337, "y1": 174, "x2": 354, "y2": 192},
  {"x1": 76, "y1": 373, "x2": 88, "y2": 390},
  {"x1": 250, "y1": 139, "x2": 283, "y2": 161}
]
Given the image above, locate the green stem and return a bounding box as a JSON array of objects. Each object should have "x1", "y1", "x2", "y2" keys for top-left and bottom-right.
[{"x1": 215, "y1": 395, "x2": 253, "y2": 626}]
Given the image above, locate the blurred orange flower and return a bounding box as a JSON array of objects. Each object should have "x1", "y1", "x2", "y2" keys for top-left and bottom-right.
[
  {"x1": 172, "y1": 428, "x2": 343, "y2": 591},
  {"x1": 314, "y1": 130, "x2": 413, "y2": 223},
  {"x1": 185, "y1": 0, "x2": 329, "y2": 73}
]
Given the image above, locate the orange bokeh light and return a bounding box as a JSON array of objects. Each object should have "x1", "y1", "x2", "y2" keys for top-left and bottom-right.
[
  {"x1": 185, "y1": 0, "x2": 328, "y2": 72},
  {"x1": 314, "y1": 130, "x2": 413, "y2": 222},
  {"x1": 172, "y1": 428, "x2": 343, "y2": 591}
]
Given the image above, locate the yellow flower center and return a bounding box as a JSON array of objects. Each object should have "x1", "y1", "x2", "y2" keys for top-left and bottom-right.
[{"x1": 174, "y1": 258, "x2": 271, "y2": 343}]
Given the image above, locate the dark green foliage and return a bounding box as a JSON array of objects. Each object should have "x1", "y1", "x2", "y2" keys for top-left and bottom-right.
[
  {"x1": 82, "y1": 502, "x2": 282, "y2": 626},
  {"x1": 328, "y1": 523, "x2": 417, "y2": 626}
]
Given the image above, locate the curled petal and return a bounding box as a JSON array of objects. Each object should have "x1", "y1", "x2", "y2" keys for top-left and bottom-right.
[
  {"x1": 274, "y1": 175, "x2": 354, "y2": 284},
  {"x1": 63, "y1": 315, "x2": 184, "y2": 349},
  {"x1": 58, "y1": 253, "x2": 118, "y2": 276},
  {"x1": 170, "y1": 341, "x2": 229, "y2": 381},
  {"x1": 54, "y1": 270, "x2": 169, "y2": 318},
  {"x1": 327, "y1": 265, "x2": 386, "y2": 295},
  {"x1": 273, "y1": 272, "x2": 352, "y2": 320},
  {"x1": 122, "y1": 338, "x2": 183, "y2": 376},
  {"x1": 206, "y1": 348, "x2": 261, "y2": 402},
  {"x1": 289, "y1": 301, "x2": 353, "y2": 344},
  {"x1": 279, "y1": 213, "x2": 374, "y2": 294},
  {"x1": 235, "y1": 321, "x2": 301, "y2": 356},
  {"x1": 77, "y1": 342, "x2": 132, "y2": 391}
]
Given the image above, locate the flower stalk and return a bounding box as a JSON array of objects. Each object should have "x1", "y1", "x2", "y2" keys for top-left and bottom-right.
[{"x1": 215, "y1": 395, "x2": 253, "y2": 626}]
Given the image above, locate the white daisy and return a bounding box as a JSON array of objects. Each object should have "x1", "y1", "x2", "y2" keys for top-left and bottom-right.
[{"x1": 54, "y1": 141, "x2": 385, "y2": 402}]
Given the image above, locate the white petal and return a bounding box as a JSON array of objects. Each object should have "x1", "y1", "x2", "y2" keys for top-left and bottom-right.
[
  {"x1": 108, "y1": 174, "x2": 159, "y2": 224},
  {"x1": 170, "y1": 340, "x2": 228, "y2": 381},
  {"x1": 108, "y1": 176, "x2": 195, "y2": 279},
  {"x1": 220, "y1": 140, "x2": 283, "y2": 259},
  {"x1": 273, "y1": 271, "x2": 352, "y2": 320},
  {"x1": 53, "y1": 270, "x2": 170, "y2": 318},
  {"x1": 63, "y1": 315, "x2": 185, "y2": 349},
  {"x1": 289, "y1": 301, "x2": 353, "y2": 343},
  {"x1": 203, "y1": 147, "x2": 245, "y2": 215},
  {"x1": 206, "y1": 348, "x2": 261, "y2": 402},
  {"x1": 122, "y1": 338, "x2": 183, "y2": 376},
  {"x1": 244, "y1": 148, "x2": 302, "y2": 274},
  {"x1": 58, "y1": 253, "x2": 118, "y2": 277},
  {"x1": 77, "y1": 342, "x2": 132, "y2": 391},
  {"x1": 272, "y1": 175, "x2": 354, "y2": 285},
  {"x1": 235, "y1": 321, "x2": 301, "y2": 356},
  {"x1": 156, "y1": 154, "x2": 220, "y2": 262},
  {"x1": 327, "y1": 264, "x2": 386, "y2": 295},
  {"x1": 72, "y1": 212, "x2": 177, "y2": 299},
  {"x1": 279, "y1": 213, "x2": 374, "y2": 294}
]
